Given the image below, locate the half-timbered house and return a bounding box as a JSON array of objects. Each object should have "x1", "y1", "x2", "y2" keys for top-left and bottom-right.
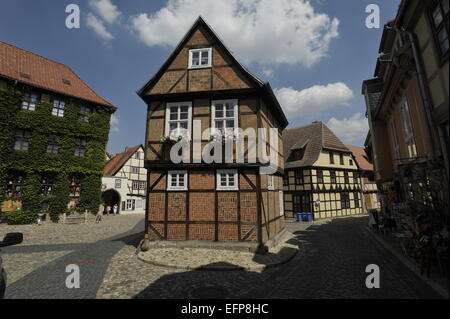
[
  {"x1": 102, "y1": 145, "x2": 147, "y2": 214},
  {"x1": 282, "y1": 121, "x2": 363, "y2": 220},
  {"x1": 137, "y1": 17, "x2": 288, "y2": 249}
]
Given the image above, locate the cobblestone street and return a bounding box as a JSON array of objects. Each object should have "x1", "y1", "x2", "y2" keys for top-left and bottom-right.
[{"x1": 1, "y1": 215, "x2": 443, "y2": 299}]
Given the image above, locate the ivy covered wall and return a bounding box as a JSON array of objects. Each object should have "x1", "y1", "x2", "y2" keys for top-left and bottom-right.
[{"x1": 0, "y1": 84, "x2": 114, "y2": 223}]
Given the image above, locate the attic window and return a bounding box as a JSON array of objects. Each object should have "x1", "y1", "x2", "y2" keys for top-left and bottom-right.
[
  {"x1": 20, "y1": 72, "x2": 30, "y2": 79},
  {"x1": 62, "y1": 79, "x2": 71, "y2": 85},
  {"x1": 188, "y1": 48, "x2": 212, "y2": 69},
  {"x1": 292, "y1": 149, "x2": 305, "y2": 161}
]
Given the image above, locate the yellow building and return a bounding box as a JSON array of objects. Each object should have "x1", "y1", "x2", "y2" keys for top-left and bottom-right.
[{"x1": 282, "y1": 122, "x2": 363, "y2": 220}]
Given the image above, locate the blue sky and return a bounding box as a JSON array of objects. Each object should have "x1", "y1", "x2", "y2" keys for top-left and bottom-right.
[{"x1": 0, "y1": 0, "x2": 401, "y2": 154}]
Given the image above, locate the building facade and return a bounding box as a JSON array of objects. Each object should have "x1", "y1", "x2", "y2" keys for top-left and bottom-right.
[
  {"x1": 362, "y1": 0, "x2": 448, "y2": 220},
  {"x1": 0, "y1": 41, "x2": 115, "y2": 222},
  {"x1": 282, "y1": 122, "x2": 363, "y2": 220},
  {"x1": 138, "y1": 17, "x2": 288, "y2": 247},
  {"x1": 102, "y1": 145, "x2": 147, "y2": 214},
  {"x1": 347, "y1": 145, "x2": 379, "y2": 212}
]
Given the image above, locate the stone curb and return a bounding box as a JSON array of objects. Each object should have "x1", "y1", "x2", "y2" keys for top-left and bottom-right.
[
  {"x1": 363, "y1": 226, "x2": 449, "y2": 299},
  {"x1": 136, "y1": 241, "x2": 299, "y2": 272}
]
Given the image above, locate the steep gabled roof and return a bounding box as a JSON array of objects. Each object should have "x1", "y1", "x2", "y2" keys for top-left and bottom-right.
[
  {"x1": 0, "y1": 41, "x2": 114, "y2": 108},
  {"x1": 137, "y1": 16, "x2": 288, "y2": 128},
  {"x1": 346, "y1": 145, "x2": 374, "y2": 171},
  {"x1": 104, "y1": 145, "x2": 142, "y2": 176},
  {"x1": 283, "y1": 121, "x2": 350, "y2": 168}
]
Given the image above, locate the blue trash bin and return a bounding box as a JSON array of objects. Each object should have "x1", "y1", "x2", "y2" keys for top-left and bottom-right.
[
  {"x1": 305, "y1": 212, "x2": 313, "y2": 222},
  {"x1": 296, "y1": 213, "x2": 303, "y2": 222}
]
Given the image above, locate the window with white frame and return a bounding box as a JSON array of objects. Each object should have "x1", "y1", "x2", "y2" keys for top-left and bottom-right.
[
  {"x1": 188, "y1": 48, "x2": 212, "y2": 69},
  {"x1": 279, "y1": 191, "x2": 284, "y2": 216},
  {"x1": 268, "y1": 175, "x2": 274, "y2": 190},
  {"x1": 126, "y1": 199, "x2": 135, "y2": 210},
  {"x1": 131, "y1": 166, "x2": 140, "y2": 174},
  {"x1": 401, "y1": 98, "x2": 417, "y2": 158},
  {"x1": 211, "y1": 99, "x2": 238, "y2": 135},
  {"x1": 167, "y1": 170, "x2": 188, "y2": 190},
  {"x1": 115, "y1": 179, "x2": 121, "y2": 189},
  {"x1": 217, "y1": 169, "x2": 238, "y2": 190},
  {"x1": 79, "y1": 106, "x2": 92, "y2": 123},
  {"x1": 139, "y1": 181, "x2": 146, "y2": 190},
  {"x1": 52, "y1": 99, "x2": 65, "y2": 117},
  {"x1": 165, "y1": 102, "x2": 192, "y2": 140},
  {"x1": 22, "y1": 91, "x2": 39, "y2": 111}
]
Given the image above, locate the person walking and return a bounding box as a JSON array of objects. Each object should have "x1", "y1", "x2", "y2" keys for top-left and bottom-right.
[{"x1": 113, "y1": 204, "x2": 119, "y2": 215}]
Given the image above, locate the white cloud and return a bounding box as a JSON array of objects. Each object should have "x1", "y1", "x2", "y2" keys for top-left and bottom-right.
[
  {"x1": 86, "y1": 13, "x2": 114, "y2": 40},
  {"x1": 130, "y1": 0, "x2": 339, "y2": 67},
  {"x1": 275, "y1": 82, "x2": 354, "y2": 118},
  {"x1": 89, "y1": 0, "x2": 121, "y2": 24},
  {"x1": 110, "y1": 114, "x2": 120, "y2": 132},
  {"x1": 326, "y1": 113, "x2": 369, "y2": 145}
]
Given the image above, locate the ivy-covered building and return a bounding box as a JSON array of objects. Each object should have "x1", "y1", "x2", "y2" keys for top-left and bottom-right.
[
  {"x1": 0, "y1": 41, "x2": 116, "y2": 223},
  {"x1": 282, "y1": 121, "x2": 363, "y2": 220}
]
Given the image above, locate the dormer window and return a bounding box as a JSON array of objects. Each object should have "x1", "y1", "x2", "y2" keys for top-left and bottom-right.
[{"x1": 188, "y1": 48, "x2": 212, "y2": 69}]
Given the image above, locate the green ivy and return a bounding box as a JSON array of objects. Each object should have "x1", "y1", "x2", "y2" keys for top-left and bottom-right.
[{"x1": 0, "y1": 85, "x2": 114, "y2": 224}]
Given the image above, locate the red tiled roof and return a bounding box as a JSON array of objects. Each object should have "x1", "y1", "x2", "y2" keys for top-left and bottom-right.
[
  {"x1": 346, "y1": 145, "x2": 373, "y2": 171},
  {"x1": 104, "y1": 145, "x2": 142, "y2": 176},
  {"x1": 0, "y1": 41, "x2": 114, "y2": 108}
]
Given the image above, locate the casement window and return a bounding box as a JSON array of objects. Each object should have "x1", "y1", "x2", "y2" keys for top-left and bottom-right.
[
  {"x1": 6, "y1": 173, "x2": 24, "y2": 198},
  {"x1": 354, "y1": 192, "x2": 360, "y2": 208},
  {"x1": 69, "y1": 175, "x2": 82, "y2": 197},
  {"x1": 430, "y1": 0, "x2": 449, "y2": 58},
  {"x1": 46, "y1": 134, "x2": 60, "y2": 154},
  {"x1": 294, "y1": 170, "x2": 304, "y2": 185},
  {"x1": 340, "y1": 153, "x2": 344, "y2": 165},
  {"x1": 389, "y1": 118, "x2": 401, "y2": 159},
  {"x1": 329, "y1": 152, "x2": 335, "y2": 164},
  {"x1": 165, "y1": 102, "x2": 192, "y2": 140},
  {"x1": 268, "y1": 175, "x2": 275, "y2": 190},
  {"x1": 211, "y1": 99, "x2": 238, "y2": 135},
  {"x1": 217, "y1": 169, "x2": 238, "y2": 190},
  {"x1": 293, "y1": 148, "x2": 305, "y2": 161},
  {"x1": 126, "y1": 199, "x2": 136, "y2": 210},
  {"x1": 341, "y1": 192, "x2": 350, "y2": 209},
  {"x1": 330, "y1": 171, "x2": 337, "y2": 184},
  {"x1": 349, "y1": 159, "x2": 353, "y2": 166},
  {"x1": 115, "y1": 179, "x2": 121, "y2": 189},
  {"x1": 293, "y1": 194, "x2": 311, "y2": 213},
  {"x1": 401, "y1": 98, "x2": 417, "y2": 158},
  {"x1": 167, "y1": 170, "x2": 188, "y2": 191},
  {"x1": 74, "y1": 138, "x2": 87, "y2": 157},
  {"x1": 317, "y1": 170, "x2": 323, "y2": 184},
  {"x1": 14, "y1": 129, "x2": 31, "y2": 151},
  {"x1": 40, "y1": 175, "x2": 55, "y2": 196},
  {"x1": 279, "y1": 191, "x2": 284, "y2": 216},
  {"x1": 79, "y1": 106, "x2": 92, "y2": 123},
  {"x1": 132, "y1": 180, "x2": 140, "y2": 190},
  {"x1": 188, "y1": 48, "x2": 212, "y2": 69},
  {"x1": 131, "y1": 166, "x2": 140, "y2": 174},
  {"x1": 135, "y1": 151, "x2": 140, "y2": 159},
  {"x1": 21, "y1": 91, "x2": 39, "y2": 111},
  {"x1": 52, "y1": 99, "x2": 65, "y2": 117},
  {"x1": 139, "y1": 181, "x2": 146, "y2": 190},
  {"x1": 344, "y1": 171, "x2": 349, "y2": 184}
]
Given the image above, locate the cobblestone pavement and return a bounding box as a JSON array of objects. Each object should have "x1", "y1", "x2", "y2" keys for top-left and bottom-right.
[
  {"x1": 1, "y1": 214, "x2": 144, "y2": 298},
  {"x1": 2, "y1": 214, "x2": 442, "y2": 299},
  {"x1": 98, "y1": 215, "x2": 442, "y2": 299}
]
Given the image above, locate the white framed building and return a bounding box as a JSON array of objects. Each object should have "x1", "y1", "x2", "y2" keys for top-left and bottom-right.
[{"x1": 101, "y1": 145, "x2": 146, "y2": 214}]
